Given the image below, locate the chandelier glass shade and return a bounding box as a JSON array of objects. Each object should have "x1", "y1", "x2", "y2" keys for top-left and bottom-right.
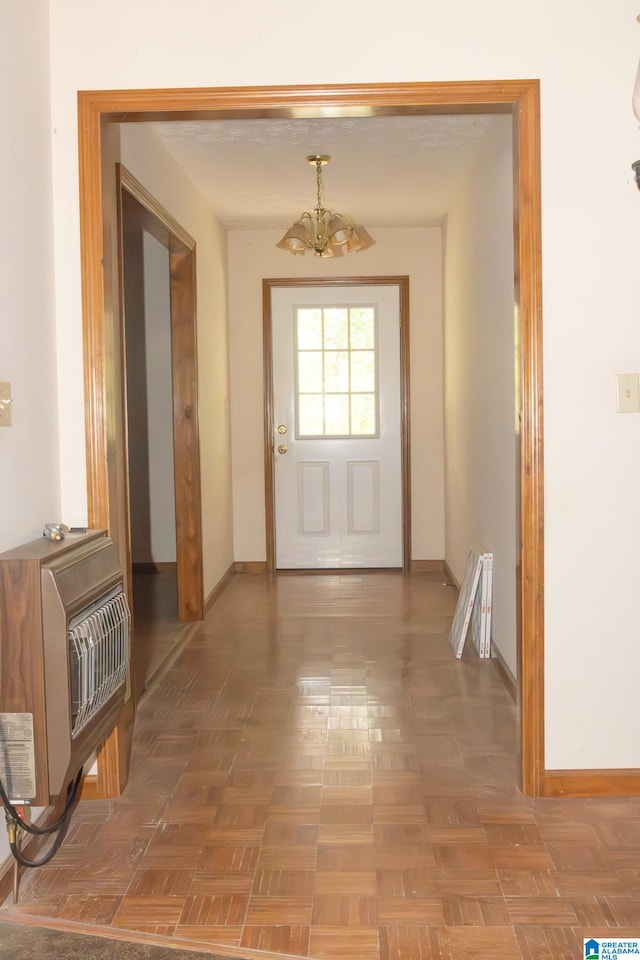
[{"x1": 276, "y1": 155, "x2": 373, "y2": 257}]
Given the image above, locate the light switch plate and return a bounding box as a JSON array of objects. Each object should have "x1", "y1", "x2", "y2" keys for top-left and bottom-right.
[
  {"x1": 616, "y1": 373, "x2": 640, "y2": 413},
  {"x1": 0, "y1": 382, "x2": 11, "y2": 427}
]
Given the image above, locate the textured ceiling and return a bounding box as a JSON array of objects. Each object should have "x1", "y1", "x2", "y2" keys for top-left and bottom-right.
[{"x1": 148, "y1": 114, "x2": 502, "y2": 231}]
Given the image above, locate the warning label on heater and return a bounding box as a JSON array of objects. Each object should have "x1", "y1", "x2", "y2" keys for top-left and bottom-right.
[{"x1": 0, "y1": 713, "x2": 36, "y2": 800}]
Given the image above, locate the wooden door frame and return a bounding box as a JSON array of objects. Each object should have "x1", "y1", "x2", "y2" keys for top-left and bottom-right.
[
  {"x1": 117, "y1": 166, "x2": 204, "y2": 699},
  {"x1": 263, "y1": 276, "x2": 411, "y2": 573},
  {"x1": 77, "y1": 80, "x2": 543, "y2": 797}
]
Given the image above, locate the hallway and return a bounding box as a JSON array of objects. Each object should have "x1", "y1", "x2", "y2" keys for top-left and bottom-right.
[{"x1": 3, "y1": 572, "x2": 640, "y2": 960}]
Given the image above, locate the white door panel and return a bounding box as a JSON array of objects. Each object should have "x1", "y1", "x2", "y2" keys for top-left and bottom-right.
[{"x1": 272, "y1": 284, "x2": 403, "y2": 569}]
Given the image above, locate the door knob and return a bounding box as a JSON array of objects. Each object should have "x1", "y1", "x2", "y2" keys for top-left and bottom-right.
[{"x1": 277, "y1": 444, "x2": 288, "y2": 454}]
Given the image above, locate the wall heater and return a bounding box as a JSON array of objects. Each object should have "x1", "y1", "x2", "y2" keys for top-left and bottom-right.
[{"x1": 0, "y1": 530, "x2": 130, "y2": 806}]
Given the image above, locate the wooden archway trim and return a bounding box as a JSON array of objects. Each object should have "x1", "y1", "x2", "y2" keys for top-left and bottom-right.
[{"x1": 77, "y1": 81, "x2": 543, "y2": 796}]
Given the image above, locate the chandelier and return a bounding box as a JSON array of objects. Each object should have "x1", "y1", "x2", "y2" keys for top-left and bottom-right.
[{"x1": 276, "y1": 155, "x2": 373, "y2": 257}]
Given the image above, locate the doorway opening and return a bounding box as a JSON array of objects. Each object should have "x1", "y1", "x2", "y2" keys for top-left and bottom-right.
[
  {"x1": 264, "y1": 277, "x2": 411, "y2": 573},
  {"x1": 78, "y1": 81, "x2": 543, "y2": 796},
  {"x1": 118, "y1": 166, "x2": 204, "y2": 698}
]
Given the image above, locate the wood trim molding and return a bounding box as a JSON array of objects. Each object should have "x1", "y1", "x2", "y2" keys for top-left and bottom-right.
[
  {"x1": 119, "y1": 165, "x2": 195, "y2": 249},
  {"x1": 77, "y1": 80, "x2": 545, "y2": 795},
  {"x1": 234, "y1": 561, "x2": 268, "y2": 574},
  {"x1": 443, "y1": 561, "x2": 459, "y2": 589},
  {"x1": 409, "y1": 559, "x2": 447, "y2": 579},
  {"x1": 0, "y1": 857, "x2": 15, "y2": 906},
  {"x1": 492, "y1": 648, "x2": 518, "y2": 703},
  {"x1": 262, "y1": 276, "x2": 411, "y2": 574},
  {"x1": 513, "y1": 80, "x2": 544, "y2": 797},
  {"x1": 398, "y1": 278, "x2": 411, "y2": 573},
  {"x1": 168, "y1": 242, "x2": 204, "y2": 621},
  {"x1": 78, "y1": 95, "x2": 109, "y2": 537},
  {"x1": 542, "y1": 770, "x2": 640, "y2": 798},
  {"x1": 203, "y1": 563, "x2": 235, "y2": 616},
  {"x1": 0, "y1": 914, "x2": 305, "y2": 960},
  {"x1": 77, "y1": 81, "x2": 540, "y2": 120},
  {"x1": 262, "y1": 280, "x2": 276, "y2": 574},
  {"x1": 118, "y1": 165, "x2": 204, "y2": 624}
]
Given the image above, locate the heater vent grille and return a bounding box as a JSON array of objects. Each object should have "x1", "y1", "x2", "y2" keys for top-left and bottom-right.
[{"x1": 68, "y1": 586, "x2": 130, "y2": 736}]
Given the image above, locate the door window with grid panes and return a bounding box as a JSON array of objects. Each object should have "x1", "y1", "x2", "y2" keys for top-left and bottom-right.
[{"x1": 295, "y1": 305, "x2": 378, "y2": 438}]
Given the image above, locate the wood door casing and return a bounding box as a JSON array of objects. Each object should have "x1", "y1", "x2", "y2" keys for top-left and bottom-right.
[
  {"x1": 117, "y1": 166, "x2": 204, "y2": 624},
  {"x1": 119, "y1": 168, "x2": 203, "y2": 701},
  {"x1": 81, "y1": 162, "x2": 204, "y2": 798},
  {"x1": 264, "y1": 277, "x2": 411, "y2": 573},
  {"x1": 77, "y1": 81, "x2": 543, "y2": 797}
]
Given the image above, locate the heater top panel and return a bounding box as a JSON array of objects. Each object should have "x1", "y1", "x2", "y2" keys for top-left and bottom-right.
[{"x1": 0, "y1": 528, "x2": 107, "y2": 563}]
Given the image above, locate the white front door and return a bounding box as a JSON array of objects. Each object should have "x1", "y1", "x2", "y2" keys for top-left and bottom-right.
[{"x1": 271, "y1": 284, "x2": 403, "y2": 569}]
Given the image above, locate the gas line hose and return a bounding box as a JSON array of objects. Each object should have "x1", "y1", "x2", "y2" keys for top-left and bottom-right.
[{"x1": 1, "y1": 768, "x2": 82, "y2": 868}]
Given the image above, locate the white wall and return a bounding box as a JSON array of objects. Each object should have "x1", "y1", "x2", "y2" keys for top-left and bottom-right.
[
  {"x1": 443, "y1": 117, "x2": 517, "y2": 677},
  {"x1": 44, "y1": 0, "x2": 640, "y2": 769},
  {"x1": 142, "y1": 232, "x2": 176, "y2": 563},
  {"x1": 0, "y1": 2, "x2": 59, "y2": 553},
  {"x1": 127, "y1": 231, "x2": 177, "y2": 564},
  {"x1": 120, "y1": 125, "x2": 234, "y2": 595},
  {"x1": 228, "y1": 228, "x2": 444, "y2": 563},
  {"x1": 0, "y1": 0, "x2": 57, "y2": 871}
]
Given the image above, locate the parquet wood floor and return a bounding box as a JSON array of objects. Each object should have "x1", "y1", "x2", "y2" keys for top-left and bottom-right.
[
  {"x1": 131, "y1": 568, "x2": 191, "y2": 696},
  {"x1": 4, "y1": 572, "x2": 640, "y2": 959}
]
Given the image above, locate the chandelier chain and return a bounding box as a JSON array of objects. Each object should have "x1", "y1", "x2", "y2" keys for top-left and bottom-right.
[{"x1": 315, "y1": 160, "x2": 326, "y2": 215}]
